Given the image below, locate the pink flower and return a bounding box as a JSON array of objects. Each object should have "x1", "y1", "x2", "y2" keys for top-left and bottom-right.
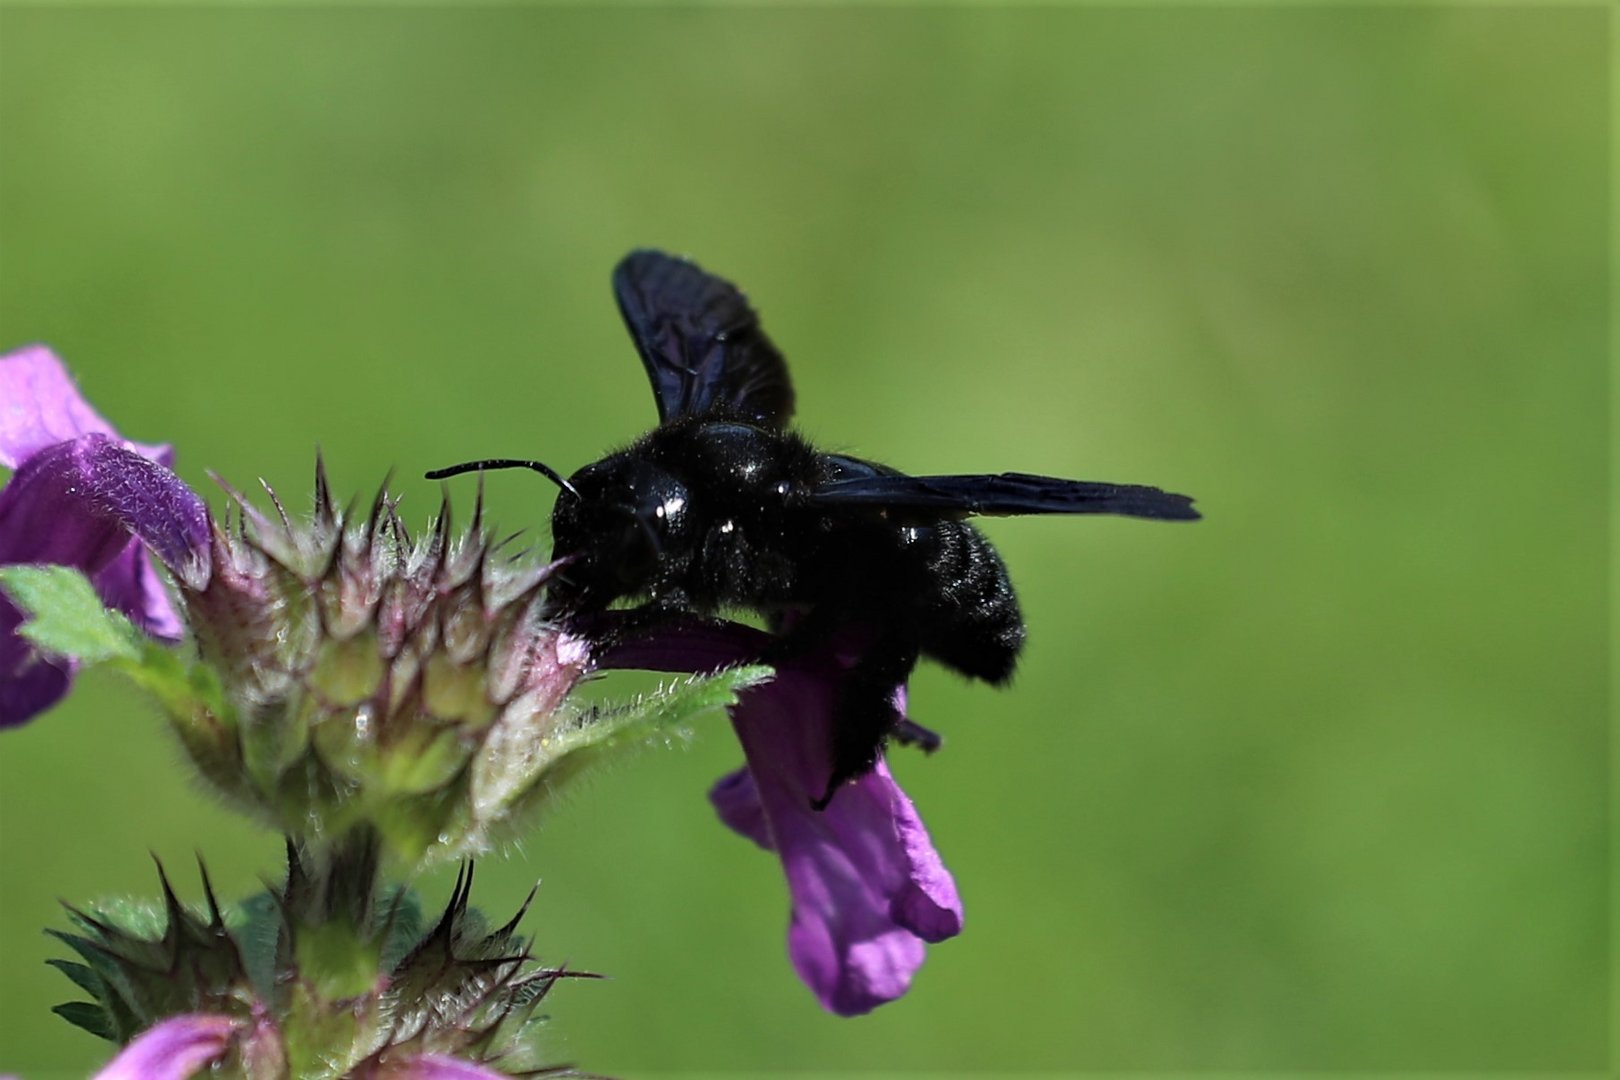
[
  {"x1": 599, "y1": 617, "x2": 963, "y2": 1015},
  {"x1": 0, "y1": 346, "x2": 209, "y2": 725},
  {"x1": 92, "y1": 1014, "x2": 239, "y2": 1080}
]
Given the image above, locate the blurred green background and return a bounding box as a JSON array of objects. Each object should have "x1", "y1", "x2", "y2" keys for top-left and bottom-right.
[{"x1": 0, "y1": 6, "x2": 1608, "y2": 1078}]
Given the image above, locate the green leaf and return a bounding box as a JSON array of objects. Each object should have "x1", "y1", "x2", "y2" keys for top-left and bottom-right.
[
  {"x1": 587, "y1": 663, "x2": 774, "y2": 751},
  {"x1": 518, "y1": 664, "x2": 773, "y2": 794},
  {"x1": 45, "y1": 958, "x2": 106, "y2": 1001},
  {"x1": 45, "y1": 929, "x2": 122, "y2": 979},
  {"x1": 377, "y1": 885, "x2": 425, "y2": 971},
  {"x1": 44, "y1": 931, "x2": 144, "y2": 1042},
  {"x1": 0, "y1": 564, "x2": 229, "y2": 723},
  {"x1": 0, "y1": 564, "x2": 141, "y2": 663},
  {"x1": 233, "y1": 891, "x2": 285, "y2": 1001},
  {"x1": 453, "y1": 664, "x2": 772, "y2": 863},
  {"x1": 51, "y1": 1001, "x2": 116, "y2": 1042}
]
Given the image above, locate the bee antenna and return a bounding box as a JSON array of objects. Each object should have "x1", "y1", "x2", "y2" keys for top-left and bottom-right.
[{"x1": 425, "y1": 458, "x2": 579, "y2": 499}]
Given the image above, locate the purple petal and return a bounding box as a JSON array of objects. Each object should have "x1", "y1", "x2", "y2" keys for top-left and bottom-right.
[
  {"x1": 0, "y1": 345, "x2": 119, "y2": 466},
  {"x1": 0, "y1": 434, "x2": 209, "y2": 587},
  {"x1": 0, "y1": 435, "x2": 210, "y2": 725},
  {"x1": 93, "y1": 542, "x2": 185, "y2": 641},
  {"x1": 92, "y1": 1014, "x2": 239, "y2": 1080},
  {"x1": 384, "y1": 1054, "x2": 512, "y2": 1079},
  {"x1": 727, "y1": 671, "x2": 962, "y2": 1015},
  {"x1": 0, "y1": 595, "x2": 72, "y2": 724},
  {"x1": 710, "y1": 766, "x2": 771, "y2": 850},
  {"x1": 0, "y1": 345, "x2": 172, "y2": 468},
  {"x1": 601, "y1": 616, "x2": 964, "y2": 1015}
]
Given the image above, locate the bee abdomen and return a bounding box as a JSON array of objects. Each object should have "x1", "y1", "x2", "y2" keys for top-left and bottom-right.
[{"x1": 908, "y1": 521, "x2": 1024, "y2": 684}]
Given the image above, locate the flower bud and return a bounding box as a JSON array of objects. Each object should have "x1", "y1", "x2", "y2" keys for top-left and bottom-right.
[
  {"x1": 57, "y1": 853, "x2": 589, "y2": 1079},
  {"x1": 171, "y1": 461, "x2": 593, "y2": 865}
]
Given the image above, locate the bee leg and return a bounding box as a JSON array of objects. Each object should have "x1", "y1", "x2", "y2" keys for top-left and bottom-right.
[
  {"x1": 892, "y1": 718, "x2": 943, "y2": 754},
  {"x1": 812, "y1": 636, "x2": 919, "y2": 811},
  {"x1": 573, "y1": 595, "x2": 692, "y2": 649},
  {"x1": 759, "y1": 602, "x2": 846, "y2": 662}
]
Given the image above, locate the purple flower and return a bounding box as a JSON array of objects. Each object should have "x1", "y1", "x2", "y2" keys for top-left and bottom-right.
[
  {"x1": 85, "y1": 1006, "x2": 556, "y2": 1080},
  {"x1": 91, "y1": 1013, "x2": 240, "y2": 1080},
  {"x1": 600, "y1": 618, "x2": 963, "y2": 1015},
  {"x1": 0, "y1": 345, "x2": 210, "y2": 727}
]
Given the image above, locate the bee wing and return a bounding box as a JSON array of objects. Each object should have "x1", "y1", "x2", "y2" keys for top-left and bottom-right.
[
  {"x1": 804, "y1": 470, "x2": 1201, "y2": 521},
  {"x1": 612, "y1": 249, "x2": 796, "y2": 428}
]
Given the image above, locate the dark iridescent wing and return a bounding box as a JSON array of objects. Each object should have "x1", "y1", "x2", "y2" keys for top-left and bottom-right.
[
  {"x1": 804, "y1": 468, "x2": 1200, "y2": 521},
  {"x1": 612, "y1": 249, "x2": 795, "y2": 427}
]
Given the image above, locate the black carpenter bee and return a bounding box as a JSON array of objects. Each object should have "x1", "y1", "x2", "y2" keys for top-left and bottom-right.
[{"x1": 429, "y1": 250, "x2": 1198, "y2": 807}]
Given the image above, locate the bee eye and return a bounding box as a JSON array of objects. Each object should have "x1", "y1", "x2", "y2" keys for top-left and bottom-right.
[
  {"x1": 590, "y1": 503, "x2": 659, "y2": 589},
  {"x1": 631, "y1": 511, "x2": 664, "y2": 557}
]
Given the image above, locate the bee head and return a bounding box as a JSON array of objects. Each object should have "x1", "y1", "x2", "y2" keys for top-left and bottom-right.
[{"x1": 548, "y1": 454, "x2": 692, "y2": 611}]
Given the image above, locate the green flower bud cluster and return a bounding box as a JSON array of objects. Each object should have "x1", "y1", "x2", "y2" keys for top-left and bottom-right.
[
  {"x1": 5, "y1": 462, "x2": 762, "y2": 1077},
  {"x1": 52, "y1": 844, "x2": 590, "y2": 1079},
  {"x1": 168, "y1": 463, "x2": 595, "y2": 864}
]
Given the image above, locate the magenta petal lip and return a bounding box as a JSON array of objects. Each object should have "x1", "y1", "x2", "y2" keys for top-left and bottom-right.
[
  {"x1": 721, "y1": 670, "x2": 963, "y2": 1015},
  {"x1": 599, "y1": 615, "x2": 963, "y2": 1015},
  {"x1": 0, "y1": 436, "x2": 210, "y2": 586},
  {"x1": 92, "y1": 1013, "x2": 239, "y2": 1080}
]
